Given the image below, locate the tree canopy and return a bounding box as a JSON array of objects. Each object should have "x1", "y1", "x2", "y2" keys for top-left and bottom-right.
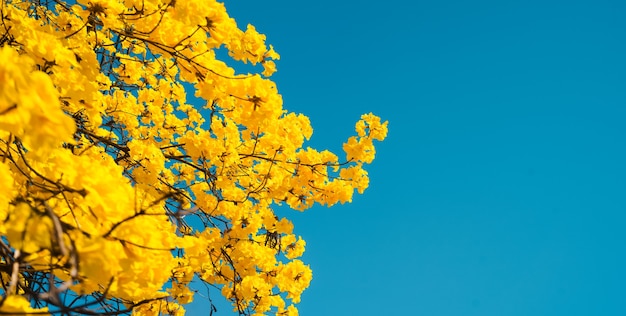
[{"x1": 0, "y1": 0, "x2": 387, "y2": 314}]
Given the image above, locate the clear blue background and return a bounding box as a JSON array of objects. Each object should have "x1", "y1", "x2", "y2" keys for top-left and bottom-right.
[{"x1": 189, "y1": 0, "x2": 626, "y2": 315}]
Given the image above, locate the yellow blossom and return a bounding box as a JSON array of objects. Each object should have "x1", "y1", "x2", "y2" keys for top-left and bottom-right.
[{"x1": 0, "y1": 0, "x2": 386, "y2": 314}]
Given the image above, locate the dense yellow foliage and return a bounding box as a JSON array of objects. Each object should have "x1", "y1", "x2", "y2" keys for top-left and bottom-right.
[{"x1": 0, "y1": 0, "x2": 387, "y2": 315}]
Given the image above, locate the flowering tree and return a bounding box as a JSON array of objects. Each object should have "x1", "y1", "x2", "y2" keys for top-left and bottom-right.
[{"x1": 0, "y1": 0, "x2": 388, "y2": 314}]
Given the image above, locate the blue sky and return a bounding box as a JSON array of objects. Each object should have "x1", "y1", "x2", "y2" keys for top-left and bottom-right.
[{"x1": 190, "y1": 0, "x2": 626, "y2": 315}]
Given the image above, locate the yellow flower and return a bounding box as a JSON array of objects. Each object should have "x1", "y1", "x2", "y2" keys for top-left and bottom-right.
[
  {"x1": 0, "y1": 0, "x2": 387, "y2": 314},
  {"x1": 0, "y1": 295, "x2": 49, "y2": 315},
  {"x1": 262, "y1": 60, "x2": 278, "y2": 76},
  {"x1": 4, "y1": 203, "x2": 53, "y2": 254},
  {"x1": 0, "y1": 46, "x2": 75, "y2": 150}
]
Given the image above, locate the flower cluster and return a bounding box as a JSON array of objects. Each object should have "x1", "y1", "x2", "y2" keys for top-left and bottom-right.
[{"x1": 0, "y1": 0, "x2": 387, "y2": 315}]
